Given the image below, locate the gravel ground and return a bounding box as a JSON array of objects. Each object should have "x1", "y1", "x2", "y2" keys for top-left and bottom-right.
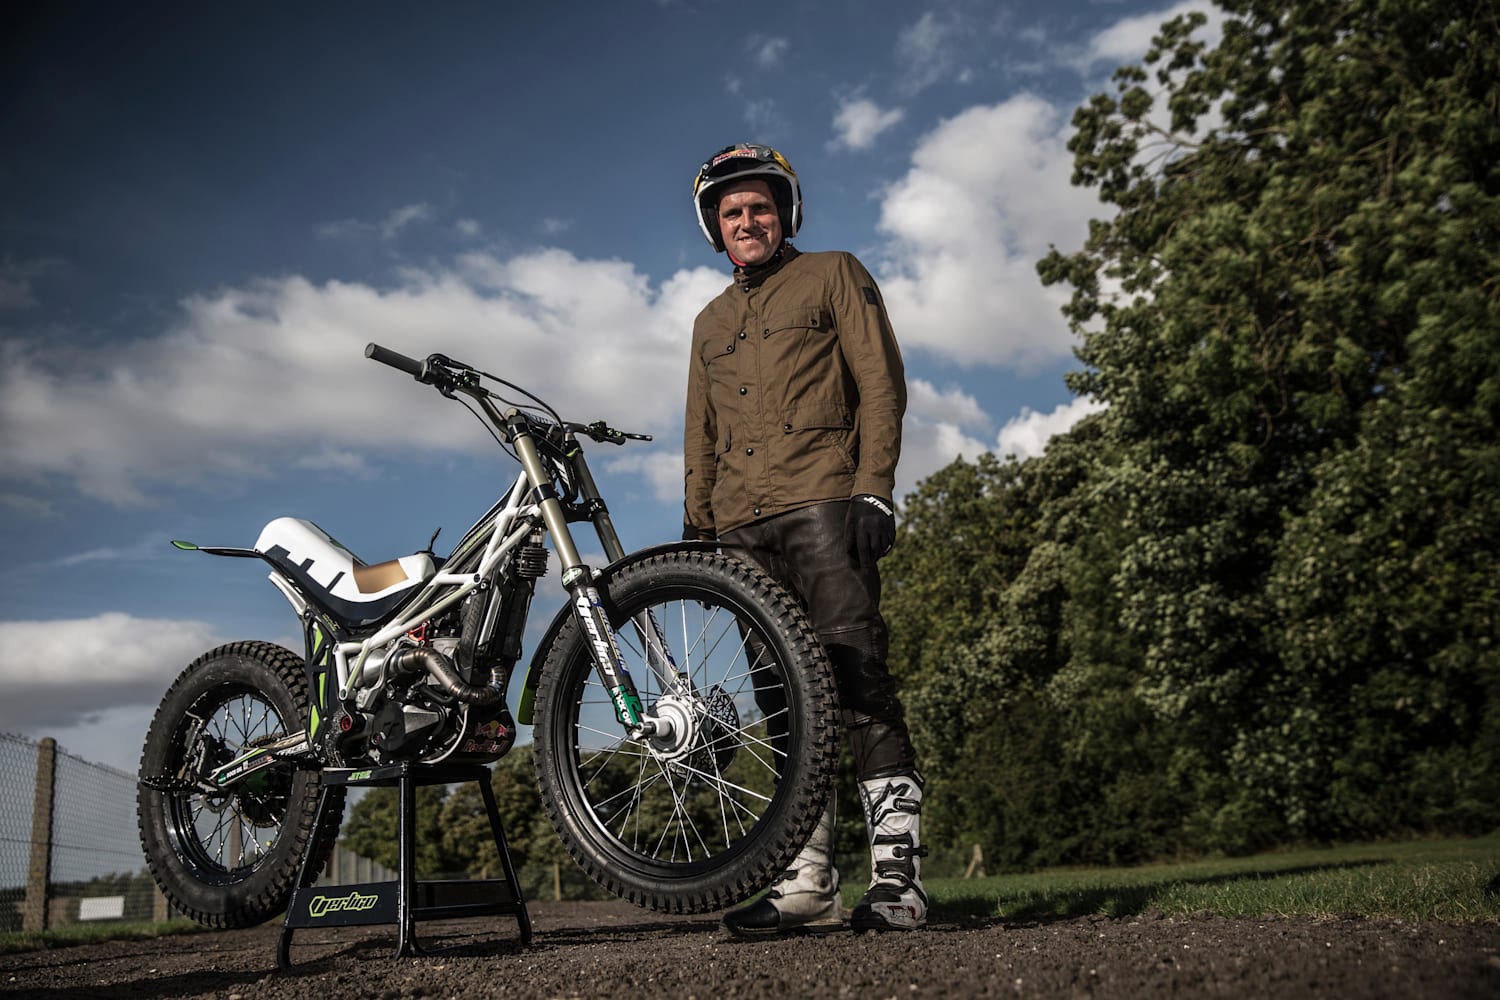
[{"x1": 4, "y1": 901, "x2": 1498, "y2": 999}]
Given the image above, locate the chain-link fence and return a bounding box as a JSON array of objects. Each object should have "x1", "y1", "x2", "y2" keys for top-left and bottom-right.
[
  {"x1": 1, "y1": 733, "x2": 398, "y2": 933},
  {"x1": 0, "y1": 733, "x2": 160, "y2": 932},
  {"x1": 0, "y1": 734, "x2": 42, "y2": 931}
]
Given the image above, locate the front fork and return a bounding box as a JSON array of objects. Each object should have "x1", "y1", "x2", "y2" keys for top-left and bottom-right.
[
  {"x1": 504, "y1": 412, "x2": 677, "y2": 741},
  {"x1": 564, "y1": 576, "x2": 647, "y2": 729}
]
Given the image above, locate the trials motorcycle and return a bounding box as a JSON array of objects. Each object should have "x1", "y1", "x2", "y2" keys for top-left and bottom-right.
[{"x1": 137, "y1": 343, "x2": 839, "y2": 928}]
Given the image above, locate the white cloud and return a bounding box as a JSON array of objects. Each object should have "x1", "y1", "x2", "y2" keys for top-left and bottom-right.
[
  {"x1": 316, "y1": 202, "x2": 433, "y2": 241},
  {"x1": 895, "y1": 378, "x2": 992, "y2": 504},
  {"x1": 743, "y1": 97, "x2": 782, "y2": 135},
  {"x1": 315, "y1": 218, "x2": 365, "y2": 240},
  {"x1": 996, "y1": 396, "x2": 1106, "y2": 460},
  {"x1": 908, "y1": 377, "x2": 989, "y2": 429},
  {"x1": 55, "y1": 533, "x2": 170, "y2": 568},
  {"x1": 605, "y1": 449, "x2": 686, "y2": 504},
  {"x1": 380, "y1": 203, "x2": 431, "y2": 239},
  {"x1": 875, "y1": 94, "x2": 1099, "y2": 370},
  {"x1": 751, "y1": 36, "x2": 788, "y2": 68},
  {"x1": 0, "y1": 253, "x2": 727, "y2": 506},
  {"x1": 830, "y1": 98, "x2": 905, "y2": 152},
  {"x1": 896, "y1": 11, "x2": 962, "y2": 94},
  {"x1": 0, "y1": 613, "x2": 222, "y2": 730},
  {"x1": 1072, "y1": 1, "x2": 1225, "y2": 76},
  {"x1": 724, "y1": 75, "x2": 786, "y2": 136}
]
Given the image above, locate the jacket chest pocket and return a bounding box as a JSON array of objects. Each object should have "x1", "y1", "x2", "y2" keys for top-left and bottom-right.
[
  {"x1": 761, "y1": 305, "x2": 832, "y2": 342},
  {"x1": 701, "y1": 337, "x2": 747, "y2": 391},
  {"x1": 761, "y1": 305, "x2": 841, "y2": 398}
]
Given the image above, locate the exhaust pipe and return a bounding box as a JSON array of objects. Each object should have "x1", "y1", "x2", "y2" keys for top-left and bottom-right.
[{"x1": 386, "y1": 645, "x2": 504, "y2": 705}]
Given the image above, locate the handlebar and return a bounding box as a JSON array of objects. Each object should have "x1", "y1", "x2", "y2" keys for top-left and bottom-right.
[
  {"x1": 364, "y1": 342, "x2": 424, "y2": 378},
  {"x1": 364, "y1": 342, "x2": 653, "y2": 445}
]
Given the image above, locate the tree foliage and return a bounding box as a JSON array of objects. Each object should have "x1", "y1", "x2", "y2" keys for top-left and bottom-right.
[
  {"x1": 888, "y1": 0, "x2": 1499, "y2": 867},
  {"x1": 340, "y1": 747, "x2": 562, "y2": 879}
]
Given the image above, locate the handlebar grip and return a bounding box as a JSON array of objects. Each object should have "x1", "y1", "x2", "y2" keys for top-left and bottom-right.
[{"x1": 365, "y1": 342, "x2": 424, "y2": 378}]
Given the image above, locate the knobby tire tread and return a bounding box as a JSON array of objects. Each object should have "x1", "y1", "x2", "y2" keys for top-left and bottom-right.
[
  {"x1": 533, "y1": 550, "x2": 839, "y2": 914},
  {"x1": 136, "y1": 640, "x2": 341, "y2": 929}
]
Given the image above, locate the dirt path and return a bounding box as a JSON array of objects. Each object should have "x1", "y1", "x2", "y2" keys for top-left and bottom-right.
[{"x1": 4, "y1": 902, "x2": 1498, "y2": 999}]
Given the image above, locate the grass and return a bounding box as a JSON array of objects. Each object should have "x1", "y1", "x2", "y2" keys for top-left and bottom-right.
[
  {"x1": 4, "y1": 835, "x2": 1496, "y2": 953},
  {"x1": 921, "y1": 833, "x2": 1500, "y2": 925},
  {"x1": 0, "y1": 918, "x2": 203, "y2": 955}
]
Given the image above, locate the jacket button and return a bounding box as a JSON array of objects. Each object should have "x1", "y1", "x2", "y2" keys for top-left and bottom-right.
[
  {"x1": 739, "y1": 386, "x2": 748, "y2": 395},
  {"x1": 753, "y1": 507, "x2": 761, "y2": 516},
  {"x1": 783, "y1": 423, "x2": 792, "y2": 432},
  {"x1": 745, "y1": 447, "x2": 754, "y2": 455},
  {"x1": 738, "y1": 331, "x2": 747, "y2": 339},
  {"x1": 763, "y1": 328, "x2": 770, "y2": 337},
  {"x1": 726, "y1": 344, "x2": 734, "y2": 353}
]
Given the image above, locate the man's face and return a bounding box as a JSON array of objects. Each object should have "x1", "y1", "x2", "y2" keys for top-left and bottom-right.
[{"x1": 716, "y1": 179, "x2": 782, "y2": 266}]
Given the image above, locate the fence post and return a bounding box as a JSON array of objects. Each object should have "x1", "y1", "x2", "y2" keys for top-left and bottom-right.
[{"x1": 23, "y1": 737, "x2": 57, "y2": 933}]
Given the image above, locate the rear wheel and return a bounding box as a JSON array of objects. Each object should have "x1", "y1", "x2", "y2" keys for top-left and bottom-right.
[
  {"x1": 136, "y1": 641, "x2": 341, "y2": 928},
  {"x1": 533, "y1": 550, "x2": 839, "y2": 912}
]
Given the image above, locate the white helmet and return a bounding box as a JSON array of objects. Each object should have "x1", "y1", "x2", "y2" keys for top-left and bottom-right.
[{"x1": 692, "y1": 142, "x2": 802, "y2": 253}]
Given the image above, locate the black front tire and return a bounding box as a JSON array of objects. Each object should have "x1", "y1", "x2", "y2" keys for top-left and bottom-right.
[
  {"x1": 533, "y1": 550, "x2": 839, "y2": 913},
  {"x1": 136, "y1": 641, "x2": 341, "y2": 928}
]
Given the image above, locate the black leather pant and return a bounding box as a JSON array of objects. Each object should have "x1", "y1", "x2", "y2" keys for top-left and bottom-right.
[{"x1": 722, "y1": 501, "x2": 917, "y2": 780}]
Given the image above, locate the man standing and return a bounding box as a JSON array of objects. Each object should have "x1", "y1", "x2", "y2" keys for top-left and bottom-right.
[{"x1": 684, "y1": 142, "x2": 927, "y2": 935}]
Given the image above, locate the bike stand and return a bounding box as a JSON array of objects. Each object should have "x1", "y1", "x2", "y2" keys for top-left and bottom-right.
[{"x1": 277, "y1": 761, "x2": 532, "y2": 971}]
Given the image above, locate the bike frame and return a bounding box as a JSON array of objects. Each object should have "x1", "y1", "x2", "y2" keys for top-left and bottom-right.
[
  {"x1": 328, "y1": 466, "x2": 541, "y2": 703},
  {"x1": 341, "y1": 350, "x2": 687, "y2": 738},
  {"x1": 186, "y1": 346, "x2": 692, "y2": 789}
]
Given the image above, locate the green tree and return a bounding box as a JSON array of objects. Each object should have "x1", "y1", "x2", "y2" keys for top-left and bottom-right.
[
  {"x1": 340, "y1": 782, "x2": 459, "y2": 877},
  {"x1": 439, "y1": 747, "x2": 552, "y2": 877},
  {"x1": 884, "y1": 452, "x2": 1036, "y2": 769},
  {"x1": 1037, "y1": 0, "x2": 1500, "y2": 848},
  {"x1": 891, "y1": 418, "x2": 1191, "y2": 868}
]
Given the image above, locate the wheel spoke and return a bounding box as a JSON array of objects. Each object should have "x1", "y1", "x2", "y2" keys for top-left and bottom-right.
[
  {"x1": 168, "y1": 685, "x2": 292, "y2": 879},
  {"x1": 535, "y1": 556, "x2": 836, "y2": 912},
  {"x1": 566, "y1": 593, "x2": 795, "y2": 864}
]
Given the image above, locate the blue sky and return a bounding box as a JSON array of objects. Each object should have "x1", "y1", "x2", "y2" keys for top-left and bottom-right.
[{"x1": 0, "y1": 0, "x2": 1219, "y2": 772}]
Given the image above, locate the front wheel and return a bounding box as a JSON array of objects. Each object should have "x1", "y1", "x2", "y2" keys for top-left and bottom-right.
[
  {"x1": 136, "y1": 641, "x2": 341, "y2": 928},
  {"x1": 533, "y1": 549, "x2": 839, "y2": 913}
]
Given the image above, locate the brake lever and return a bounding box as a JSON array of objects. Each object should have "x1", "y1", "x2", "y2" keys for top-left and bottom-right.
[
  {"x1": 581, "y1": 420, "x2": 653, "y2": 445},
  {"x1": 424, "y1": 353, "x2": 484, "y2": 398}
]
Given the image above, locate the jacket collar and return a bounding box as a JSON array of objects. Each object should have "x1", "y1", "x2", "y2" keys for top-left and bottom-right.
[{"x1": 733, "y1": 242, "x2": 799, "y2": 291}]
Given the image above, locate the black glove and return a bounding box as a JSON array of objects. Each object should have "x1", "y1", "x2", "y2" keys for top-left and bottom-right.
[{"x1": 846, "y1": 494, "x2": 896, "y2": 568}]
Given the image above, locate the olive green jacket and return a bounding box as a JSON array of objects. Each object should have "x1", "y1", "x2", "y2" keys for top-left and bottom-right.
[{"x1": 684, "y1": 246, "x2": 906, "y2": 536}]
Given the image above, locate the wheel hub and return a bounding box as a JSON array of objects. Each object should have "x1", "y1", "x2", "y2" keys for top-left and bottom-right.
[{"x1": 648, "y1": 686, "x2": 740, "y2": 773}]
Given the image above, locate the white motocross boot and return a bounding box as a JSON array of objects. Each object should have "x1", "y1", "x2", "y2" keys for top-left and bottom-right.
[
  {"x1": 851, "y1": 772, "x2": 928, "y2": 931},
  {"x1": 722, "y1": 798, "x2": 845, "y2": 937}
]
